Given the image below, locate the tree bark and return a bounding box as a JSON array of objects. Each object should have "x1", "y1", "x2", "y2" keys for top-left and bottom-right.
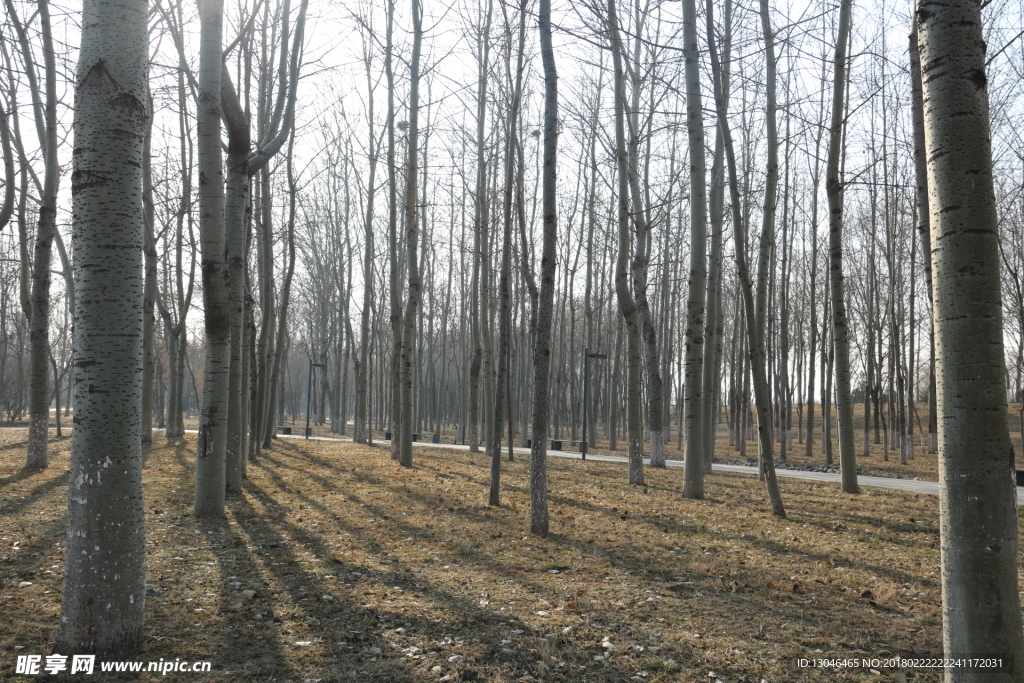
[
  {"x1": 530, "y1": 0, "x2": 557, "y2": 534},
  {"x1": 194, "y1": 0, "x2": 230, "y2": 518},
  {"x1": 607, "y1": 0, "x2": 644, "y2": 486},
  {"x1": 706, "y1": 0, "x2": 784, "y2": 516},
  {"x1": 489, "y1": 0, "x2": 526, "y2": 505},
  {"x1": 398, "y1": 0, "x2": 423, "y2": 469},
  {"x1": 909, "y1": 17, "x2": 937, "y2": 456},
  {"x1": 825, "y1": 0, "x2": 859, "y2": 494},
  {"x1": 56, "y1": 0, "x2": 148, "y2": 651},
  {"x1": 917, "y1": 0, "x2": 1024, "y2": 678},
  {"x1": 680, "y1": 0, "x2": 708, "y2": 497},
  {"x1": 25, "y1": 0, "x2": 60, "y2": 470}
]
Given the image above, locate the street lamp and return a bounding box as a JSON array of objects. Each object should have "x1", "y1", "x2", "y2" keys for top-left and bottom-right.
[
  {"x1": 581, "y1": 348, "x2": 608, "y2": 460},
  {"x1": 305, "y1": 360, "x2": 326, "y2": 439}
]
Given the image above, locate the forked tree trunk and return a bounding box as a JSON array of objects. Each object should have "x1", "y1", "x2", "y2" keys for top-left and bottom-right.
[
  {"x1": 56, "y1": 0, "x2": 148, "y2": 651},
  {"x1": 706, "y1": 0, "x2": 784, "y2": 516},
  {"x1": 607, "y1": 0, "x2": 644, "y2": 486},
  {"x1": 917, "y1": 1, "x2": 1024, "y2": 678}
]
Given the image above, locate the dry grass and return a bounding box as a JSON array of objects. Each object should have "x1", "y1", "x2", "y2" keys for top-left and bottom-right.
[{"x1": 2, "y1": 428, "x2": 1018, "y2": 681}]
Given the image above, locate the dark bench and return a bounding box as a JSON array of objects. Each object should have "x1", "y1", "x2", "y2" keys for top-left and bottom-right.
[
  {"x1": 523, "y1": 439, "x2": 570, "y2": 451},
  {"x1": 382, "y1": 431, "x2": 424, "y2": 441},
  {"x1": 277, "y1": 426, "x2": 292, "y2": 435},
  {"x1": 1016, "y1": 469, "x2": 1024, "y2": 487}
]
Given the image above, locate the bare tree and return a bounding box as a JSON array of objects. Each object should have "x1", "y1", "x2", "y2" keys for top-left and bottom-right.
[
  {"x1": 825, "y1": 0, "x2": 859, "y2": 494},
  {"x1": 529, "y1": 0, "x2": 559, "y2": 535},
  {"x1": 680, "y1": 0, "x2": 708, "y2": 497}
]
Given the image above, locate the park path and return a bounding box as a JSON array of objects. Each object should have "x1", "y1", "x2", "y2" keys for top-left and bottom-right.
[
  {"x1": 277, "y1": 432, "x2": 961, "y2": 497},
  {"x1": 17, "y1": 425, "x2": 1017, "y2": 501}
]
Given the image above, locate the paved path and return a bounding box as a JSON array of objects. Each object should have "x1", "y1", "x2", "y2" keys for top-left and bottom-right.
[
  {"x1": 20, "y1": 425, "x2": 1013, "y2": 501},
  {"x1": 272, "y1": 431, "x2": 967, "y2": 498}
]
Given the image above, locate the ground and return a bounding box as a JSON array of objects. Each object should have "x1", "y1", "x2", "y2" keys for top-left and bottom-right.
[{"x1": 1, "y1": 428, "x2": 1015, "y2": 682}]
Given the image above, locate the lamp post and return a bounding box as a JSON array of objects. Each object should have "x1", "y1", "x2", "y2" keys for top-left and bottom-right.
[
  {"x1": 581, "y1": 348, "x2": 608, "y2": 460},
  {"x1": 305, "y1": 360, "x2": 326, "y2": 439}
]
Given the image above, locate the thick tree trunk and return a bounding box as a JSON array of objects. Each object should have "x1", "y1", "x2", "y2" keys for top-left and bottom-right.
[
  {"x1": 917, "y1": 1, "x2": 1024, "y2": 678},
  {"x1": 141, "y1": 112, "x2": 156, "y2": 446},
  {"x1": 194, "y1": 0, "x2": 230, "y2": 518},
  {"x1": 56, "y1": 0, "x2": 147, "y2": 651}
]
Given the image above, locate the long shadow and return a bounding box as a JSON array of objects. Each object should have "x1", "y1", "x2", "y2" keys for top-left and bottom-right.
[
  {"x1": 0, "y1": 471, "x2": 69, "y2": 516},
  {"x1": 230, "y1": 485, "x2": 423, "y2": 681},
  {"x1": 198, "y1": 513, "x2": 298, "y2": 681},
  {"x1": 0, "y1": 467, "x2": 38, "y2": 490},
  {"x1": 261, "y1": 438, "x2": 936, "y2": 679},
  {"x1": 246, "y1": 448, "x2": 649, "y2": 681}
]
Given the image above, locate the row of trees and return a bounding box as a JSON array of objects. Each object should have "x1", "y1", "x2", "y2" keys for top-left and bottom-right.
[{"x1": 1, "y1": 0, "x2": 1022, "y2": 671}]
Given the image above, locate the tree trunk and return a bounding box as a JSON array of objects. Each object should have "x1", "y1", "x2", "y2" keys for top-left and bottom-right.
[
  {"x1": 706, "y1": 0, "x2": 784, "y2": 516},
  {"x1": 489, "y1": 0, "x2": 526, "y2": 505},
  {"x1": 917, "y1": 0, "x2": 1024, "y2": 678},
  {"x1": 398, "y1": 0, "x2": 423, "y2": 469},
  {"x1": 607, "y1": 0, "x2": 644, "y2": 486},
  {"x1": 530, "y1": 0, "x2": 557, "y2": 533},
  {"x1": 25, "y1": 0, "x2": 60, "y2": 470},
  {"x1": 141, "y1": 108, "x2": 156, "y2": 446},
  {"x1": 825, "y1": 0, "x2": 858, "y2": 494},
  {"x1": 910, "y1": 18, "x2": 938, "y2": 457},
  {"x1": 680, "y1": 0, "x2": 708, "y2": 496},
  {"x1": 703, "y1": 0, "x2": 730, "y2": 472},
  {"x1": 385, "y1": 0, "x2": 403, "y2": 460},
  {"x1": 56, "y1": 0, "x2": 147, "y2": 651},
  {"x1": 194, "y1": 0, "x2": 230, "y2": 518}
]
